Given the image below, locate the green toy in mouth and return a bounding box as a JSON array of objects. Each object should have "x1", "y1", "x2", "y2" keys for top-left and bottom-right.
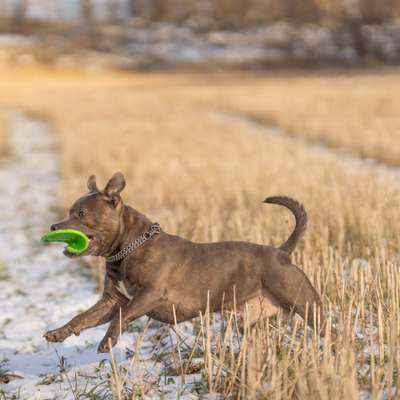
[{"x1": 41, "y1": 229, "x2": 90, "y2": 255}]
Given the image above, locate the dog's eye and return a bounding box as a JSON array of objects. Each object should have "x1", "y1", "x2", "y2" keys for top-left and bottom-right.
[{"x1": 78, "y1": 209, "x2": 86, "y2": 218}]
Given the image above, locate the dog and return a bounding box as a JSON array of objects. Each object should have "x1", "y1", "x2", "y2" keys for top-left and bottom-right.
[{"x1": 44, "y1": 172, "x2": 326, "y2": 353}]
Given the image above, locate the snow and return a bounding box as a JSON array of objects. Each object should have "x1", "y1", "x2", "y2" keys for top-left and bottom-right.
[
  {"x1": 0, "y1": 113, "x2": 114, "y2": 396},
  {"x1": 0, "y1": 113, "x2": 202, "y2": 398}
]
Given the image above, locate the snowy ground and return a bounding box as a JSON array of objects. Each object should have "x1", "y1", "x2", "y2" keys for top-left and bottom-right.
[
  {"x1": 0, "y1": 114, "x2": 203, "y2": 399},
  {"x1": 0, "y1": 111, "x2": 394, "y2": 399}
]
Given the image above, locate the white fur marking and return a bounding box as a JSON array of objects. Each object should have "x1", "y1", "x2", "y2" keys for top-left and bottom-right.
[{"x1": 116, "y1": 281, "x2": 133, "y2": 300}]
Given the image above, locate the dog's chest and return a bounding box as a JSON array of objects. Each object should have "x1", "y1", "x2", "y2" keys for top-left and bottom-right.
[{"x1": 116, "y1": 280, "x2": 134, "y2": 300}]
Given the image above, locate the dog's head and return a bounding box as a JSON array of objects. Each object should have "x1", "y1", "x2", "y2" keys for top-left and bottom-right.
[{"x1": 50, "y1": 172, "x2": 126, "y2": 258}]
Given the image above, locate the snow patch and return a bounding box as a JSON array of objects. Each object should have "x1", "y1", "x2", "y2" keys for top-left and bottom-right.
[{"x1": 0, "y1": 113, "x2": 134, "y2": 397}]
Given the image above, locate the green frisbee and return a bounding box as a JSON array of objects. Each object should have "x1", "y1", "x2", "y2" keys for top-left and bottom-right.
[{"x1": 41, "y1": 229, "x2": 90, "y2": 255}]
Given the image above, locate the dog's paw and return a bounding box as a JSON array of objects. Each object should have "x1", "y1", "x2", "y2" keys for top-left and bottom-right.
[
  {"x1": 97, "y1": 335, "x2": 118, "y2": 353},
  {"x1": 44, "y1": 327, "x2": 72, "y2": 343}
]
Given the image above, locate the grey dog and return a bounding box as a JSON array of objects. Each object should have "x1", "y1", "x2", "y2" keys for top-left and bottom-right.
[{"x1": 44, "y1": 172, "x2": 325, "y2": 353}]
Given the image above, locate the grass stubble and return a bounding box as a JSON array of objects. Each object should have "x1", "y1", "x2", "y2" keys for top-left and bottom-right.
[{"x1": 0, "y1": 65, "x2": 399, "y2": 398}]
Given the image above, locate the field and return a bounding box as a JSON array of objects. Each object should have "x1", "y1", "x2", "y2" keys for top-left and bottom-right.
[{"x1": 0, "y1": 66, "x2": 400, "y2": 398}]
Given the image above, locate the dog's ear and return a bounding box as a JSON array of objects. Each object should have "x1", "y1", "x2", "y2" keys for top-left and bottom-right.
[
  {"x1": 104, "y1": 172, "x2": 126, "y2": 205},
  {"x1": 87, "y1": 174, "x2": 98, "y2": 192}
]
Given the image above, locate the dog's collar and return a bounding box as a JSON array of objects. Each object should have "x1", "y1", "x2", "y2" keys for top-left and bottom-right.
[{"x1": 105, "y1": 222, "x2": 161, "y2": 264}]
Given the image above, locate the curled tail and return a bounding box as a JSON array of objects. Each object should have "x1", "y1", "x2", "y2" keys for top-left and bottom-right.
[{"x1": 263, "y1": 196, "x2": 307, "y2": 255}]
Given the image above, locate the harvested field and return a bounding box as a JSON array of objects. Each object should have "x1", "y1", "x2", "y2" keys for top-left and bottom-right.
[{"x1": 0, "y1": 66, "x2": 399, "y2": 398}]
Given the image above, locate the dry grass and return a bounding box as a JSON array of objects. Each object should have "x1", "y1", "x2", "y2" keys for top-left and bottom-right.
[{"x1": 0, "y1": 65, "x2": 400, "y2": 398}]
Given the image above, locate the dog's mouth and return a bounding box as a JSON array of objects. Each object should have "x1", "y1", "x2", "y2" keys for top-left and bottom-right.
[{"x1": 63, "y1": 233, "x2": 100, "y2": 258}]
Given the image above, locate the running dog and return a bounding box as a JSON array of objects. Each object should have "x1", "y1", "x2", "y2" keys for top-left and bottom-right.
[{"x1": 44, "y1": 172, "x2": 325, "y2": 353}]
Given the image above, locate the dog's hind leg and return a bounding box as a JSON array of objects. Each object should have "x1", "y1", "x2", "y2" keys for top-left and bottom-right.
[
  {"x1": 237, "y1": 289, "x2": 282, "y2": 326},
  {"x1": 262, "y1": 252, "x2": 325, "y2": 335}
]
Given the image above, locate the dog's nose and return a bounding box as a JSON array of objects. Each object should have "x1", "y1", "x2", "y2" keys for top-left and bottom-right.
[{"x1": 50, "y1": 224, "x2": 58, "y2": 231}]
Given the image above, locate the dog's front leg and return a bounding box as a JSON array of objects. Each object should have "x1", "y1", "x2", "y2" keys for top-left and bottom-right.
[
  {"x1": 97, "y1": 289, "x2": 164, "y2": 353},
  {"x1": 44, "y1": 277, "x2": 128, "y2": 343}
]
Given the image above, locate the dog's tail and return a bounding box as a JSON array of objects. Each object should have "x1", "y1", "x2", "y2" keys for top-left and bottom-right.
[{"x1": 263, "y1": 196, "x2": 307, "y2": 255}]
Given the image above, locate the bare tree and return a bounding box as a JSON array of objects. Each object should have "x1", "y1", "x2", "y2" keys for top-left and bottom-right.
[
  {"x1": 79, "y1": 0, "x2": 96, "y2": 45},
  {"x1": 107, "y1": 0, "x2": 119, "y2": 23},
  {"x1": 11, "y1": 0, "x2": 28, "y2": 32},
  {"x1": 212, "y1": 0, "x2": 253, "y2": 28},
  {"x1": 81, "y1": 0, "x2": 93, "y2": 27},
  {"x1": 317, "y1": 0, "x2": 400, "y2": 58},
  {"x1": 128, "y1": 0, "x2": 137, "y2": 17}
]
